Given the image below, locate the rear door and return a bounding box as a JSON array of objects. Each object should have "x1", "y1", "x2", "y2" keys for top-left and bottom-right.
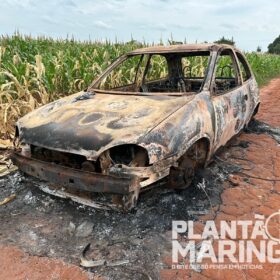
[
  {"x1": 211, "y1": 48, "x2": 248, "y2": 151},
  {"x1": 235, "y1": 51, "x2": 259, "y2": 122}
]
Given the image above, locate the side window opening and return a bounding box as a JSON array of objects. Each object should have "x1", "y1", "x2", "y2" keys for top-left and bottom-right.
[
  {"x1": 213, "y1": 50, "x2": 240, "y2": 95},
  {"x1": 236, "y1": 53, "x2": 252, "y2": 82}
]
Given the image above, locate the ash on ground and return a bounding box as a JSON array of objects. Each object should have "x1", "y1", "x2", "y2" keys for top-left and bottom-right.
[{"x1": 0, "y1": 137, "x2": 246, "y2": 280}]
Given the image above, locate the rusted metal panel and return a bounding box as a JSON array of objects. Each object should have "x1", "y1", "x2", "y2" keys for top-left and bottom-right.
[
  {"x1": 11, "y1": 152, "x2": 137, "y2": 194},
  {"x1": 16, "y1": 92, "x2": 194, "y2": 162},
  {"x1": 128, "y1": 43, "x2": 234, "y2": 55}
]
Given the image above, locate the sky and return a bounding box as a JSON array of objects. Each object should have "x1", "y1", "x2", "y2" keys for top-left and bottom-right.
[{"x1": 0, "y1": 0, "x2": 279, "y2": 51}]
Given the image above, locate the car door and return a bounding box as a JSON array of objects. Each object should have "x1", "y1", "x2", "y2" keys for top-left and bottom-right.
[
  {"x1": 211, "y1": 48, "x2": 248, "y2": 151},
  {"x1": 235, "y1": 51, "x2": 259, "y2": 123}
]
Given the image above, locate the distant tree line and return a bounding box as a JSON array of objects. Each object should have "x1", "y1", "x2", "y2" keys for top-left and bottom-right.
[
  {"x1": 214, "y1": 36, "x2": 235, "y2": 46},
  {"x1": 166, "y1": 34, "x2": 280, "y2": 54},
  {"x1": 268, "y1": 35, "x2": 280, "y2": 54},
  {"x1": 214, "y1": 35, "x2": 280, "y2": 54}
]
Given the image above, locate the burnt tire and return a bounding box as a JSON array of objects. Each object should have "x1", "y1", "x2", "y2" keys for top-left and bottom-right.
[
  {"x1": 168, "y1": 140, "x2": 208, "y2": 189},
  {"x1": 169, "y1": 157, "x2": 195, "y2": 189}
]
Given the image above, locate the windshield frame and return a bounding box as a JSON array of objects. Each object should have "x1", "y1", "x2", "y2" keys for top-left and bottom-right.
[{"x1": 88, "y1": 51, "x2": 214, "y2": 96}]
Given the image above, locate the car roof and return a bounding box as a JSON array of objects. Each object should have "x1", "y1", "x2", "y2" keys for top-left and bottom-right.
[{"x1": 128, "y1": 43, "x2": 239, "y2": 55}]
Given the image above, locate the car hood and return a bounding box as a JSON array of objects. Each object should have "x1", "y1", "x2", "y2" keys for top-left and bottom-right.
[{"x1": 17, "y1": 91, "x2": 194, "y2": 160}]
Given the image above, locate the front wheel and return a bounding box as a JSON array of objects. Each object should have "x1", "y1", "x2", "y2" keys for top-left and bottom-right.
[{"x1": 168, "y1": 140, "x2": 208, "y2": 189}]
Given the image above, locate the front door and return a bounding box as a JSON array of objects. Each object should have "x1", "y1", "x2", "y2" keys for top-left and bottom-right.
[{"x1": 211, "y1": 49, "x2": 247, "y2": 151}]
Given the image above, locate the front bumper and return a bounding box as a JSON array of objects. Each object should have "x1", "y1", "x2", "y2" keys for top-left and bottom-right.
[{"x1": 11, "y1": 152, "x2": 139, "y2": 195}]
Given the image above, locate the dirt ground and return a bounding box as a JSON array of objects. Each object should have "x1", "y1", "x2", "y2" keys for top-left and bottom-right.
[{"x1": 1, "y1": 78, "x2": 280, "y2": 280}]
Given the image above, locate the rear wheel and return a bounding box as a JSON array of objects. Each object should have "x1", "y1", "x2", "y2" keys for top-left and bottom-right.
[{"x1": 168, "y1": 140, "x2": 208, "y2": 189}]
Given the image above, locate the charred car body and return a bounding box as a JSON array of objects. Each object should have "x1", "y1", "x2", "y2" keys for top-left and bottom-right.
[{"x1": 12, "y1": 44, "x2": 260, "y2": 210}]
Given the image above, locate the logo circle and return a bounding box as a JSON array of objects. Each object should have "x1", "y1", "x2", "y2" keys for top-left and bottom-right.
[{"x1": 264, "y1": 210, "x2": 280, "y2": 243}]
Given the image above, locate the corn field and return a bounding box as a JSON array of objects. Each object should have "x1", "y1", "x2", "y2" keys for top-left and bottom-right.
[{"x1": 1, "y1": 34, "x2": 280, "y2": 140}]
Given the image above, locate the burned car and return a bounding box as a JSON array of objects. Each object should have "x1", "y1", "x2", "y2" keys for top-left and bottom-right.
[{"x1": 12, "y1": 44, "x2": 260, "y2": 210}]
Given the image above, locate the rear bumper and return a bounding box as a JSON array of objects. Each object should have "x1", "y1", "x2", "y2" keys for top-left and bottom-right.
[{"x1": 11, "y1": 152, "x2": 139, "y2": 194}]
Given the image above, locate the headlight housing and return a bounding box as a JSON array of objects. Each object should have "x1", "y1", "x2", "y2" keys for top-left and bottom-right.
[{"x1": 98, "y1": 144, "x2": 149, "y2": 174}]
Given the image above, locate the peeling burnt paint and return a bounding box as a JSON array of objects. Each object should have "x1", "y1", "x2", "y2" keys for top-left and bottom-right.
[
  {"x1": 12, "y1": 43, "x2": 260, "y2": 210},
  {"x1": 20, "y1": 121, "x2": 113, "y2": 152},
  {"x1": 73, "y1": 91, "x2": 95, "y2": 102}
]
